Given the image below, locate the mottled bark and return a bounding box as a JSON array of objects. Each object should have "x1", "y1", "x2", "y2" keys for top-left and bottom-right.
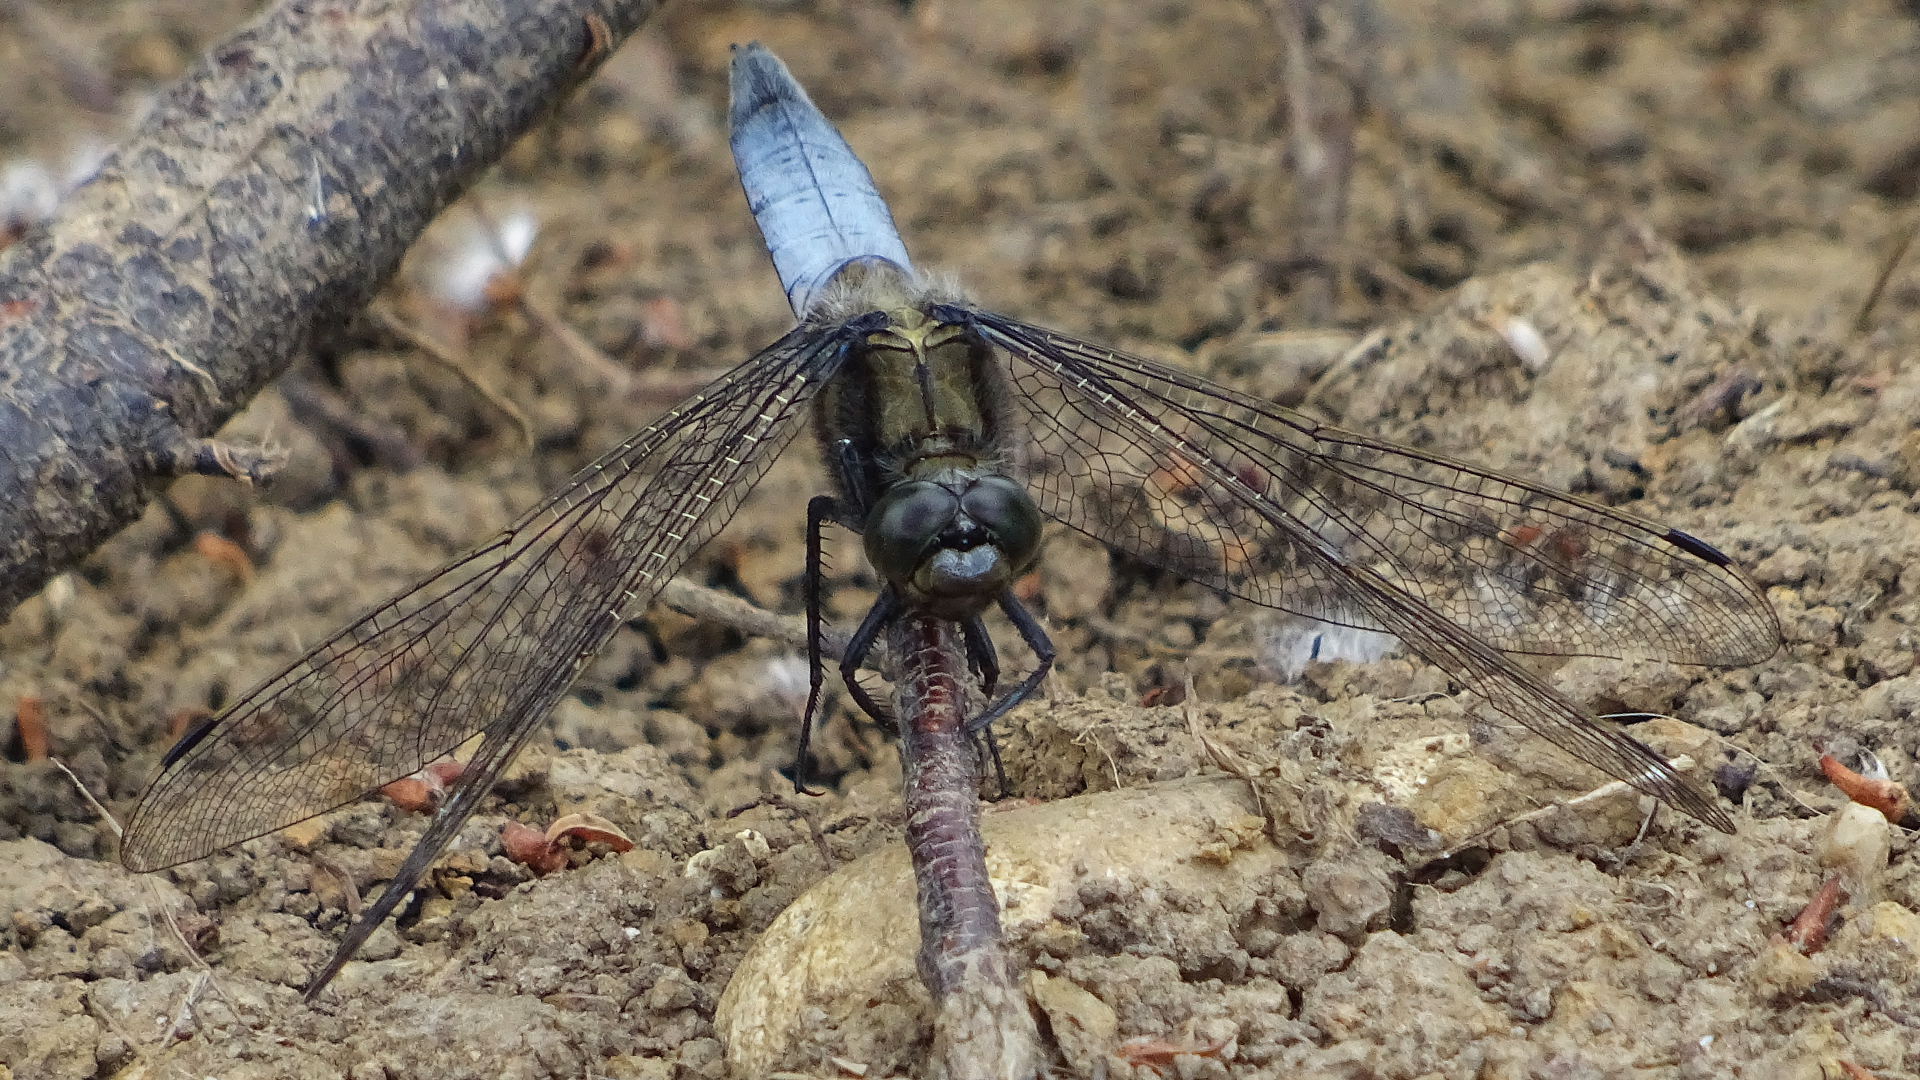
[
  {"x1": 889, "y1": 611, "x2": 1040, "y2": 1080},
  {"x1": 0, "y1": 0, "x2": 660, "y2": 616}
]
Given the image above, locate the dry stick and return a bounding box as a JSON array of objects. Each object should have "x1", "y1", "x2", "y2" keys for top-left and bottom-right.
[
  {"x1": 0, "y1": 0, "x2": 663, "y2": 618},
  {"x1": 364, "y1": 300, "x2": 534, "y2": 449},
  {"x1": 1853, "y1": 216, "x2": 1920, "y2": 334},
  {"x1": 463, "y1": 193, "x2": 643, "y2": 395},
  {"x1": 517, "y1": 288, "x2": 642, "y2": 391},
  {"x1": 456, "y1": 197, "x2": 739, "y2": 441},
  {"x1": 1301, "y1": 325, "x2": 1390, "y2": 409},
  {"x1": 464, "y1": 193, "x2": 727, "y2": 406},
  {"x1": 1267, "y1": 0, "x2": 1356, "y2": 324},
  {"x1": 164, "y1": 971, "x2": 210, "y2": 1045},
  {"x1": 51, "y1": 757, "x2": 118, "y2": 837},
  {"x1": 657, "y1": 576, "x2": 879, "y2": 670},
  {"x1": 312, "y1": 854, "x2": 364, "y2": 917},
  {"x1": 54, "y1": 757, "x2": 238, "y2": 1009},
  {"x1": 83, "y1": 986, "x2": 158, "y2": 1071},
  {"x1": 1428, "y1": 754, "x2": 1699, "y2": 862},
  {"x1": 887, "y1": 611, "x2": 1041, "y2": 1080},
  {"x1": 1182, "y1": 674, "x2": 1273, "y2": 831},
  {"x1": 276, "y1": 373, "x2": 427, "y2": 473},
  {"x1": 506, "y1": 289, "x2": 734, "y2": 404},
  {"x1": 150, "y1": 886, "x2": 235, "y2": 1005},
  {"x1": 724, "y1": 793, "x2": 835, "y2": 866}
]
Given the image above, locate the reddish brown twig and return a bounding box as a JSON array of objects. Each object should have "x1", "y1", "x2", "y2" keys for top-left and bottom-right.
[
  {"x1": 1819, "y1": 753, "x2": 1913, "y2": 823},
  {"x1": 15, "y1": 695, "x2": 49, "y2": 762},
  {"x1": 1783, "y1": 877, "x2": 1846, "y2": 954},
  {"x1": 192, "y1": 531, "x2": 255, "y2": 581}
]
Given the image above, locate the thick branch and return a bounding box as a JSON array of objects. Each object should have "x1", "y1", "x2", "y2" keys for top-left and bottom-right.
[{"x1": 0, "y1": 0, "x2": 660, "y2": 616}]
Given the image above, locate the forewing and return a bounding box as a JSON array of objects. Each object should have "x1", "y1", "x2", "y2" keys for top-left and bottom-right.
[
  {"x1": 959, "y1": 309, "x2": 1778, "y2": 668},
  {"x1": 957, "y1": 308, "x2": 1779, "y2": 830},
  {"x1": 121, "y1": 327, "x2": 849, "y2": 871}
]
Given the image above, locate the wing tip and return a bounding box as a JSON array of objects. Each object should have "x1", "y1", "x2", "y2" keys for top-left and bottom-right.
[
  {"x1": 1675, "y1": 784, "x2": 1738, "y2": 834},
  {"x1": 117, "y1": 834, "x2": 180, "y2": 874},
  {"x1": 1634, "y1": 752, "x2": 1737, "y2": 834},
  {"x1": 1662, "y1": 527, "x2": 1732, "y2": 567}
]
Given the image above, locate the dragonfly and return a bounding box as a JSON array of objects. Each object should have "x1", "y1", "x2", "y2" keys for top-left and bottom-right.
[{"x1": 121, "y1": 42, "x2": 1780, "y2": 998}]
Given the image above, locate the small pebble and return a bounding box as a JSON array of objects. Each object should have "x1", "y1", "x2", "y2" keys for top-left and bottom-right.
[{"x1": 1818, "y1": 802, "x2": 1891, "y2": 905}]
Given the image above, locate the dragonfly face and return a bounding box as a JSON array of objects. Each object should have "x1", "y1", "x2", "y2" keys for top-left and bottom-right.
[
  {"x1": 862, "y1": 472, "x2": 1042, "y2": 616},
  {"x1": 118, "y1": 40, "x2": 1780, "y2": 1001}
]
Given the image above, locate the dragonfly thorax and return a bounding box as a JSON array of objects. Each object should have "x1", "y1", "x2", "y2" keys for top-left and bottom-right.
[{"x1": 811, "y1": 302, "x2": 1042, "y2": 618}]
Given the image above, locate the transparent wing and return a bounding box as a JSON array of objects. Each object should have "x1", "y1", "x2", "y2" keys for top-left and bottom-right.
[
  {"x1": 953, "y1": 306, "x2": 1779, "y2": 829},
  {"x1": 122, "y1": 326, "x2": 852, "y2": 871}
]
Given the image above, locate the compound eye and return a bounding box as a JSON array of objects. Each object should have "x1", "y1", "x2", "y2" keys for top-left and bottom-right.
[
  {"x1": 960, "y1": 477, "x2": 1042, "y2": 570},
  {"x1": 864, "y1": 482, "x2": 960, "y2": 587}
]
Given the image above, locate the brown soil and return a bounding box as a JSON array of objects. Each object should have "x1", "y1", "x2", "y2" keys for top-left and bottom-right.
[{"x1": 4, "y1": 0, "x2": 1920, "y2": 1078}]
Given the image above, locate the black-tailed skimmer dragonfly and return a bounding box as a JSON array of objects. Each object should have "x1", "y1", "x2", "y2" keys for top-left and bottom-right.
[{"x1": 121, "y1": 42, "x2": 1781, "y2": 997}]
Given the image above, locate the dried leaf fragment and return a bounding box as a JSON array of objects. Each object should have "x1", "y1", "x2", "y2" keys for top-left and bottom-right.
[
  {"x1": 504, "y1": 813, "x2": 634, "y2": 877},
  {"x1": 640, "y1": 296, "x2": 691, "y2": 350},
  {"x1": 502, "y1": 820, "x2": 569, "y2": 876},
  {"x1": 544, "y1": 812, "x2": 634, "y2": 851},
  {"x1": 380, "y1": 759, "x2": 466, "y2": 813},
  {"x1": 1117, "y1": 1034, "x2": 1231, "y2": 1070}
]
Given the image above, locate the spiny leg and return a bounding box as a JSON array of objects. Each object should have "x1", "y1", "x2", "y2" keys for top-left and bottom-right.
[
  {"x1": 963, "y1": 591, "x2": 1055, "y2": 735},
  {"x1": 794, "y1": 494, "x2": 840, "y2": 795},
  {"x1": 960, "y1": 614, "x2": 1000, "y2": 698},
  {"x1": 960, "y1": 614, "x2": 1012, "y2": 796},
  {"x1": 840, "y1": 585, "x2": 901, "y2": 726}
]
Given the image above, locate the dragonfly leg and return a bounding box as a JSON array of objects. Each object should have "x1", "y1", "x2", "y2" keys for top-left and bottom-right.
[
  {"x1": 840, "y1": 585, "x2": 901, "y2": 725},
  {"x1": 960, "y1": 614, "x2": 1000, "y2": 699},
  {"x1": 976, "y1": 726, "x2": 1011, "y2": 798},
  {"x1": 794, "y1": 495, "x2": 841, "y2": 795},
  {"x1": 963, "y1": 591, "x2": 1055, "y2": 735},
  {"x1": 960, "y1": 614, "x2": 1013, "y2": 795}
]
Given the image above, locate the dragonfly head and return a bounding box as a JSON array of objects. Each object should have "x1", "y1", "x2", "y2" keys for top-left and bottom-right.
[{"x1": 864, "y1": 475, "x2": 1041, "y2": 616}]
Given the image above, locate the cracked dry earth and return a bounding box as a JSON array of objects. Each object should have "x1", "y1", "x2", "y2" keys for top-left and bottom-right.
[{"x1": 5, "y1": 0, "x2": 1920, "y2": 1078}]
